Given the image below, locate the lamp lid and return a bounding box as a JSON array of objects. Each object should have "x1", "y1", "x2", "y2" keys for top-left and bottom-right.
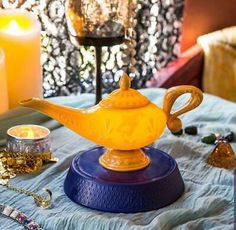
[{"x1": 99, "y1": 73, "x2": 150, "y2": 109}]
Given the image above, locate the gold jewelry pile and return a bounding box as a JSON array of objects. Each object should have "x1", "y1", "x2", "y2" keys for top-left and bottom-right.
[
  {"x1": 0, "y1": 149, "x2": 56, "y2": 209},
  {"x1": 0, "y1": 149, "x2": 58, "y2": 180}
]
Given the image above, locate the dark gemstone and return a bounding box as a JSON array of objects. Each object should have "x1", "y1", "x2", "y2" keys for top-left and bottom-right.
[
  {"x1": 171, "y1": 129, "x2": 183, "y2": 136},
  {"x1": 201, "y1": 134, "x2": 216, "y2": 144},
  {"x1": 23, "y1": 219, "x2": 31, "y2": 225},
  {"x1": 184, "y1": 126, "x2": 198, "y2": 135},
  {"x1": 224, "y1": 132, "x2": 234, "y2": 142}
]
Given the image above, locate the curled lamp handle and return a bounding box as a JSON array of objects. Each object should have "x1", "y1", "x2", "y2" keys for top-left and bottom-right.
[{"x1": 163, "y1": 85, "x2": 203, "y2": 133}]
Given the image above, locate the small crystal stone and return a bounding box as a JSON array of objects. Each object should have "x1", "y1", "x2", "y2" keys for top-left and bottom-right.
[
  {"x1": 184, "y1": 126, "x2": 198, "y2": 135},
  {"x1": 171, "y1": 129, "x2": 183, "y2": 136},
  {"x1": 207, "y1": 139, "x2": 236, "y2": 169},
  {"x1": 201, "y1": 134, "x2": 216, "y2": 144},
  {"x1": 224, "y1": 132, "x2": 234, "y2": 142}
]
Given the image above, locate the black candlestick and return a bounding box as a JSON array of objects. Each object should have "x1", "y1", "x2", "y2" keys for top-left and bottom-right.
[
  {"x1": 95, "y1": 46, "x2": 102, "y2": 104},
  {"x1": 74, "y1": 35, "x2": 125, "y2": 104}
]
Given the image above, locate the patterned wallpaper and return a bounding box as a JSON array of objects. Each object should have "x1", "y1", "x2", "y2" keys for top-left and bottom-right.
[{"x1": 0, "y1": 0, "x2": 184, "y2": 97}]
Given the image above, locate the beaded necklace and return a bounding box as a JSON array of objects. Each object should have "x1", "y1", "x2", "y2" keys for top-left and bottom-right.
[{"x1": 0, "y1": 204, "x2": 42, "y2": 229}]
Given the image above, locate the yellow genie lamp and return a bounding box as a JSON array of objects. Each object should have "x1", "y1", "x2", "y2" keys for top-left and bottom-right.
[
  {"x1": 20, "y1": 73, "x2": 203, "y2": 172},
  {"x1": 20, "y1": 72, "x2": 203, "y2": 213}
]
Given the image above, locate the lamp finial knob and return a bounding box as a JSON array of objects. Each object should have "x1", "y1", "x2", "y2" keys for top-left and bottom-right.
[{"x1": 119, "y1": 73, "x2": 131, "y2": 90}]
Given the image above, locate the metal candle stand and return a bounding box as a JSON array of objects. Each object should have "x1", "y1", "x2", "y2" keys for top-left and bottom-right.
[
  {"x1": 75, "y1": 36, "x2": 125, "y2": 103},
  {"x1": 66, "y1": 0, "x2": 130, "y2": 104}
]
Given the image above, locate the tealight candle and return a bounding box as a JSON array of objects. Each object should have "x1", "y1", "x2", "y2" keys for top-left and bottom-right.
[
  {"x1": 7, "y1": 125, "x2": 50, "y2": 153},
  {"x1": 0, "y1": 48, "x2": 8, "y2": 114},
  {"x1": 0, "y1": 9, "x2": 42, "y2": 109}
]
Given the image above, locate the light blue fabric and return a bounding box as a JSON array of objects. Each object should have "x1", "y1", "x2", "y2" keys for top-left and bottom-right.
[{"x1": 0, "y1": 88, "x2": 234, "y2": 230}]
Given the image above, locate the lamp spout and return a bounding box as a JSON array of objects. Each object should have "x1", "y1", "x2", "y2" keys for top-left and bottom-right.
[{"x1": 20, "y1": 98, "x2": 86, "y2": 135}]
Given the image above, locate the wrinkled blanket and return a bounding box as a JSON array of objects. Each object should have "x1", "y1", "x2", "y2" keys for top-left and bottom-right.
[{"x1": 0, "y1": 88, "x2": 234, "y2": 230}]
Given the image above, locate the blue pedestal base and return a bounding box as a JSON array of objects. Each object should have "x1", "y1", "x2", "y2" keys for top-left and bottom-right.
[{"x1": 64, "y1": 146, "x2": 184, "y2": 213}]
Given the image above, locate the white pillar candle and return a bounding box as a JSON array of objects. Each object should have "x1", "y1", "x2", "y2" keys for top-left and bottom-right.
[
  {"x1": 0, "y1": 9, "x2": 42, "y2": 109},
  {"x1": 0, "y1": 48, "x2": 9, "y2": 114}
]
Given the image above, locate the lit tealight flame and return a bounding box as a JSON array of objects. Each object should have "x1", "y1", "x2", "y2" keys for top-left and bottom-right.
[
  {"x1": 3, "y1": 20, "x2": 24, "y2": 35},
  {"x1": 22, "y1": 127, "x2": 35, "y2": 138},
  {"x1": 19, "y1": 127, "x2": 35, "y2": 138}
]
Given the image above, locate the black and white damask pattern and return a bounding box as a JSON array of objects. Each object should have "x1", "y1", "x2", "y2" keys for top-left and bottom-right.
[{"x1": 0, "y1": 0, "x2": 184, "y2": 97}]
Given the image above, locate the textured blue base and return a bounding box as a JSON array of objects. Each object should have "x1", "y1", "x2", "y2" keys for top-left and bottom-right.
[{"x1": 64, "y1": 146, "x2": 184, "y2": 213}]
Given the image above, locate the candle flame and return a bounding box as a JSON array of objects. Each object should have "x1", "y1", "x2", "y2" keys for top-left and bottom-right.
[
  {"x1": 20, "y1": 127, "x2": 35, "y2": 138},
  {"x1": 4, "y1": 20, "x2": 24, "y2": 35},
  {"x1": 25, "y1": 127, "x2": 35, "y2": 138}
]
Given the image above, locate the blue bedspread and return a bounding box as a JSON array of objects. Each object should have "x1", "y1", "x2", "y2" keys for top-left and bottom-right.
[{"x1": 0, "y1": 88, "x2": 234, "y2": 230}]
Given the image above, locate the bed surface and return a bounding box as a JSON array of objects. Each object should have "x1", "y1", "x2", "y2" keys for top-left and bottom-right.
[{"x1": 0, "y1": 88, "x2": 234, "y2": 230}]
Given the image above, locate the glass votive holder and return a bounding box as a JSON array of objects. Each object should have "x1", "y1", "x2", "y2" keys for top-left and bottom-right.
[{"x1": 6, "y1": 124, "x2": 51, "y2": 154}]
